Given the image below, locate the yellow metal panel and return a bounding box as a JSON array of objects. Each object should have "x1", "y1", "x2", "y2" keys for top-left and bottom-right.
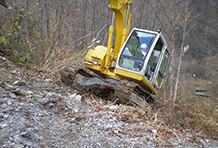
[
  {"x1": 115, "y1": 69, "x2": 158, "y2": 94},
  {"x1": 109, "y1": 0, "x2": 132, "y2": 59},
  {"x1": 115, "y1": 69, "x2": 143, "y2": 81}
]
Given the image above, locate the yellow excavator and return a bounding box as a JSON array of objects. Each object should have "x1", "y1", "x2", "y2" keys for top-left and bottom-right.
[{"x1": 61, "y1": 0, "x2": 169, "y2": 105}]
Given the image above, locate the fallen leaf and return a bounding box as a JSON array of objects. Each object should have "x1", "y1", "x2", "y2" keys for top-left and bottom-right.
[
  {"x1": 58, "y1": 115, "x2": 66, "y2": 119},
  {"x1": 133, "y1": 114, "x2": 138, "y2": 120},
  {"x1": 42, "y1": 93, "x2": 46, "y2": 97},
  {"x1": 94, "y1": 106, "x2": 101, "y2": 112},
  {"x1": 132, "y1": 135, "x2": 138, "y2": 138},
  {"x1": 138, "y1": 109, "x2": 145, "y2": 115},
  {"x1": 92, "y1": 102, "x2": 97, "y2": 106},
  {"x1": 69, "y1": 120, "x2": 74, "y2": 123}
]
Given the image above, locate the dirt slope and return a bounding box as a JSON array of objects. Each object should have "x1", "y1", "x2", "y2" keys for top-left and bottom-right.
[{"x1": 0, "y1": 55, "x2": 217, "y2": 147}]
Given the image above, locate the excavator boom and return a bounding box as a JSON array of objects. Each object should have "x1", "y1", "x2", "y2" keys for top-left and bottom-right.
[{"x1": 108, "y1": 0, "x2": 132, "y2": 60}]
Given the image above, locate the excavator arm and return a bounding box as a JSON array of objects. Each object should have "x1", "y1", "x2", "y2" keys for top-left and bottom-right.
[
  {"x1": 84, "y1": 0, "x2": 133, "y2": 79},
  {"x1": 107, "y1": 0, "x2": 132, "y2": 61}
]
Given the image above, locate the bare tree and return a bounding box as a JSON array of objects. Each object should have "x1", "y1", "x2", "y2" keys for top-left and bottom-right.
[
  {"x1": 165, "y1": 0, "x2": 182, "y2": 112},
  {"x1": 171, "y1": 0, "x2": 201, "y2": 112},
  {"x1": 0, "y1": 0, "x2": 8, "y2": 8}
]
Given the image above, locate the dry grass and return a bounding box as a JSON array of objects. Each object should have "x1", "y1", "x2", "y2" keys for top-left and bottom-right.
[
  {"x1": 154, "y1": 78, "x2": 218, "y2": 138},
  {"x1": 184, "y1": 96, "x2": 218, "y2": 137},
  {"x1": 37, "y1": 47, "x2": 87, "y2": 73}
]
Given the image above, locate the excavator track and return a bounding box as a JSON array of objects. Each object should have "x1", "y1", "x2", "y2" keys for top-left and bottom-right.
[
  {"x1": 59, "y1": 67, "x2": 115, "y2": 97},
  {"x1": 114, "y1": 80, "x2": 153, "y2": 107},
  {"x1": 59, "y1": 67, "x2": 152, "y2": 106}
]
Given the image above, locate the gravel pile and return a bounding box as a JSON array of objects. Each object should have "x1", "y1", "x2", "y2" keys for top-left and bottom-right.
[{"x1": 0, "y1": 55, "x2": 217, "y2": 148}]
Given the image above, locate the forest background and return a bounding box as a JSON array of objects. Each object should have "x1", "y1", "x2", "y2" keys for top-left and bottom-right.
[{"x1": 0, "y1": 0, "x2": 217, "y2": 138}]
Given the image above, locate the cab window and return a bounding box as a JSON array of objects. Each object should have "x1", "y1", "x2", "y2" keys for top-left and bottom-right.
[
  {"x1": 118, "y1": 30, "x2": 156, "y2": 71},
  {"x1": 155, "y1": 49, "x2": 169, "y2": 88}
]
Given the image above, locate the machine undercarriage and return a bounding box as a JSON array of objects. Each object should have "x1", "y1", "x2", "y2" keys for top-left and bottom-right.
[{"x1": 59, "y1": 67, "x2": 153, "y2": 107}]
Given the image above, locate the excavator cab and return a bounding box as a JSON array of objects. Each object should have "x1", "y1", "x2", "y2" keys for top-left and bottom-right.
[{"x1": 115, "y1": 28, "x2": 169, "y2": 92}]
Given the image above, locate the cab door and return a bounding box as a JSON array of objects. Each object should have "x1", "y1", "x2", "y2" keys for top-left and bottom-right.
[
  {"x1": 154, "y1": 49, "x2": 170, "y2": 89},
  {"x1": 145, "y1": 35, "x2": 169, "y2": 89}
]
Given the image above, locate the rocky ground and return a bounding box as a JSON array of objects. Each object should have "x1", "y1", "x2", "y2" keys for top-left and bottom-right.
[{"x1": 0, "y1": 55, "x2": 217, "y2": 148}]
